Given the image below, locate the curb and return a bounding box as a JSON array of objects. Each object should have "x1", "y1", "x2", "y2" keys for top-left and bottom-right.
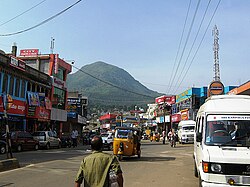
[{"x1": 0, "y1": 158, "x2": 20, "y2": 172}]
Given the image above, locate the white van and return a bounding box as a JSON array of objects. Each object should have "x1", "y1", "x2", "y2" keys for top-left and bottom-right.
[
  {"x1": 177, "y1": 120, "x2": 196, "y2": 144},
  {"x1": 194, "y1": 95, "x2": 250, "y2": 187}
]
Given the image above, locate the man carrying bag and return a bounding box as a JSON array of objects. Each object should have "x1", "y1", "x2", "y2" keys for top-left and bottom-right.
[{"x1": 75, "y1": 136, "x2": 123, "y2": 187}]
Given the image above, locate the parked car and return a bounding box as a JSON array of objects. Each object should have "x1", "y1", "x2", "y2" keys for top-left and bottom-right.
[
  {"x1": 10, "y1": 131, "x2": 39, "y2": 152},
  {"x1": 32, "y1": 131, "x2": 61, "y2": 149},
  {"x1": 101, "y1": 132, "x2": 114, "y2": 150},
  {"x1": 0, "y1": 140, "x2": 6, "y2": 154}
]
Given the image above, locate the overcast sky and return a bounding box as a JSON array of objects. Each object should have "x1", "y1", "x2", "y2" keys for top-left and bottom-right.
[{"x1": 0, "y1": 0, "x2": 249, "y2": 95}]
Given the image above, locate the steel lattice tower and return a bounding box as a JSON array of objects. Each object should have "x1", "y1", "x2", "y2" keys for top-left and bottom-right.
[{"x1": 212, "y1": 25, "x2": 220, "y2": 81}]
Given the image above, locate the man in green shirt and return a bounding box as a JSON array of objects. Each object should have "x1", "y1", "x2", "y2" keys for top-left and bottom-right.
[{"x1": 75, "y1": 136, "x2": 123, "y2": 187}]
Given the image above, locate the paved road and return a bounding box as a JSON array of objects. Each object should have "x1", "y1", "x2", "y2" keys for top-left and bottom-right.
[{"x1": 0, "y1": 141, "x2": 198, "y2": 187}]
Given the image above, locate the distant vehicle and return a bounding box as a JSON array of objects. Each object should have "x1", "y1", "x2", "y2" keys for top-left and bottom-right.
[
  {"x1": 0, "y1": 140, "x2": 6, "y2": 154},
  {"x1": 101, "y1": 132, "x2": 114, "y2": 150},
  {"x1": 177, "y1": 120, "x2": 196, "y2": 144},
  {"x1": 60, "y1": 134, "x2": 72, "y2": 148},
  {"x1": 194, "y1": 95, "x2": 250, "y2": 186},
  {"x1": 10, "y1": 131, "x2": 39, "y2": 152},
  {"x1": 32, "y1": 131, "x2": 61, "y2": 149}
]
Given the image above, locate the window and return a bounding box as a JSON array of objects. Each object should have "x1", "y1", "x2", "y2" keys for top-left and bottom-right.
[
  {"x1": 2, "y1": 73, "x2": 8, "y2": 93},
  {"x1": 20, "y1": 80, "x2": 25, "y2": 98},
  {"x1": 15, "y1": 78, "x2": 20, "y2": 97},
  {"x1": 32, "y1": 84, "x2": 36, "y2": 92},
  {"x1": 24, "y1": 59, "x2": 37, "y2": 69},
  {"x1": 40, "y1": 59, "x2": 50, "y2": 74},
  {"x1": 37, "y1": 85, "x2": 41, "y2": 92},
  {"x1": 27, "y1": 82, "x2": 31, "y2": 91},
  {"x1": 52, "y1": 67, "x2": 64, "y2": 80},
  {"x1": 9, "y1": 76, "x2": 14, "y2": 95}
]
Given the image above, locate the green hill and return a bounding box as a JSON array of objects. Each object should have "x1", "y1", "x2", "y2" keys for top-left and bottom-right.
[{"x1": 66, "y1": 61, "x2": 161, "y2": 110}]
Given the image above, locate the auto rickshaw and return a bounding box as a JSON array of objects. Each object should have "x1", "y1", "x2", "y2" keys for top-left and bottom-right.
[{"x1": 113, "y1": 127, "x2": 141, "y2": 161}]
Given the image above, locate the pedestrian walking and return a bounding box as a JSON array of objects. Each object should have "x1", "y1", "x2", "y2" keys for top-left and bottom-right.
[
  {"x1": 162, "y1": 130, "x2": 166, "y2": 144},
  {"x1": 71, "y1": 128, "x2": 79, "y2": 148},
  {"x1": 74, "y1": 135, "x2": 124, "y2": 187}
]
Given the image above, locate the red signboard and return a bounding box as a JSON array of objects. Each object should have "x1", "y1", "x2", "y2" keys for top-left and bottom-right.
[
  {"x1": 0, "y1": 98, "x2": 26, "y2": 116},
  {"x1": 171, "y1": 114, "x2": 181, "y2": 123},
  {"x1": 99, "y1": 114, "x2": 117, "y2": 121},
  {"x1": 155, "y1": 95, "x2": 175, "y2": 105},
  {"x1": 27, "y1": 106, "x2": 50, "y2": 121},
  {"x1": 20, "y1": 49, "x2": 39, "y2": 57}
]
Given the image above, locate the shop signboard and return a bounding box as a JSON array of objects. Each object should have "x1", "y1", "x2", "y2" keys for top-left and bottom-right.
[
  {"x1": 52, "y1": 76, "x2": 66, "y2": 90},
  {"x1": 0, "y1": 97, "x2": 26, "y2": 116},
  {"x1": 27, "y1": 106, "x2": 36, "y2": 116},
  {"x1": 10, "y1": 56, "x2": 26, "y2": 71},
  {"x1": 45, "y1": 97, "x2": 52, "y2": 110},
  {"x1": 181, "y1": 109, "x2": 189, "y2": 121},
  {"x1": 155, "y1": 95, "x2": 175, "y2": 105},
  {"x1": 27, "y1": 106, "x2": 50, "y2": 120},
  {"x1": 54, "y1": 54, "x2": 59, "y2": 74},
  {"x1": 208, "y1": 80, "x2": 224, "y2": 97},
  {"x1": 171, "y1": 113, "x2": 181, "y2": 123},
  {"x1": 20, "y1": 49, "x2": 39, "y2": 56},
  {"x1": 176, "y1": 89, "x2": 192, "y2": 103}
]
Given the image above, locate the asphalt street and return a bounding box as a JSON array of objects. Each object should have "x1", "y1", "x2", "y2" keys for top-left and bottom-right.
[{"x1": 0, "y1": 141, "x2": 198, "y2": 187}]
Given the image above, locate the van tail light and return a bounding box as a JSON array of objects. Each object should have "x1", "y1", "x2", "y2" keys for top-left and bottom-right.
[{"x1": 202, "y1": 161, "x2": 209, "y2": 173}]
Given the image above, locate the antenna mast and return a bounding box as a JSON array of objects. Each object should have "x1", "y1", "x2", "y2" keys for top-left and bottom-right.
[{"x1": 212, "y1": 25, "x2": 220, "y2": 81}]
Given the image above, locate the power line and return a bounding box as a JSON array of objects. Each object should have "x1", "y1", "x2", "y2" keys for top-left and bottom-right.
[
  {"x1": 0, "y1": 0, "x2": 47, "y2": 27},
  {"x1": 0, "y1": 0, "x2": 82, "y2": 36},
  {"x1": 173, "y1": 0, "x2": 212, "y2": 93},
  {"x1": 166, "y1": 0, "x2": 192, "y2": 95},
  {"x1": 167, "y1": 0, "x2": 201, "y2": 94},
  {"x1": 173, "y1": 0, "x2": 222, "y2": 94},
  {"x1": 71, "y1": 64, "x2": 156, "y2": 100}
]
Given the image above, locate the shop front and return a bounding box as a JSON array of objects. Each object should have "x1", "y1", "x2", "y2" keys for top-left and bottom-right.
[
  {"x1": 0, "y1": 97, "x2": 26, "y2": 133},
  {"x1": 26, "y1": 106, "x2": 51, "y2": 132}
]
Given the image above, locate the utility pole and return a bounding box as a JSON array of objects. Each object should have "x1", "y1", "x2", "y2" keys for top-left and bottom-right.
[
  {"x1": 212, "y1": 25, "x2": 220, "y2": 81},
  {"x1": 2, "y1": 93, "x2": 13, "y2": 159},
  {"x1": 163, "y1": 102, "x2": 166, "y2": 144}
]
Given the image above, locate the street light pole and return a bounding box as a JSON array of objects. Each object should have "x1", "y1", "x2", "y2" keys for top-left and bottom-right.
[{"x1": 163, "y1": 102, "x2": 166, "y2": 144}]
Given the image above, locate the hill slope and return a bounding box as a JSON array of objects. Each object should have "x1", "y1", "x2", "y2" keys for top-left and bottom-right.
[{"x1": 66, "y1": 61, "x2": 161, "y2": 108}]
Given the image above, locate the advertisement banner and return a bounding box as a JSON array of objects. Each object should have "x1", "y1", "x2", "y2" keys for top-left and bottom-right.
[
  {"x1": 171, "y1": 114, "x2": 181, "y2": 123},
  {"x1": 39, "y1": 93, "x2": 45, "y2": 107},
  {"x1": 0, "y1": 97, "x2": 26, "y2": 116},
  {"x1": 54, "y1": 54, "x2": 59, "y2": 74},
  {"x1": 26, "y1": 106, "x2": 50, "y2": 120},
  {"x1": 20, "y1": 49, "x2": 39, "y2": 56},
  {"x1": 155, "y1": 95, "x2": 175, "y2": 105},
  {"x1": 45, "y1": 97, "x2": 52, "y2": 110},
  {"x1": 181, "y1": 109, "x2": 189, "y2": 121},
  {"x1": 27, "y1": 91, "x2": 40, "y2": 106}
]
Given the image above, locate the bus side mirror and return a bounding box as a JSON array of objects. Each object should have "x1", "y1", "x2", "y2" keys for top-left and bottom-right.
[{"x1": 196, "y1": 132, "x2": 202, "y2": 142}]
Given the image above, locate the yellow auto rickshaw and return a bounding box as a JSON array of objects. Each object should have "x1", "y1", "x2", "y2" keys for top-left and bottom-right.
[{"x1": 113, "y1": 127, "x2": 141, "y2": 161}]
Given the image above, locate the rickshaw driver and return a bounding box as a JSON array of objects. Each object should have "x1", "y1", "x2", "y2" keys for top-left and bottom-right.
[{"x1": 133, "y1": 131, "x2": 141, "y2": 153}]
